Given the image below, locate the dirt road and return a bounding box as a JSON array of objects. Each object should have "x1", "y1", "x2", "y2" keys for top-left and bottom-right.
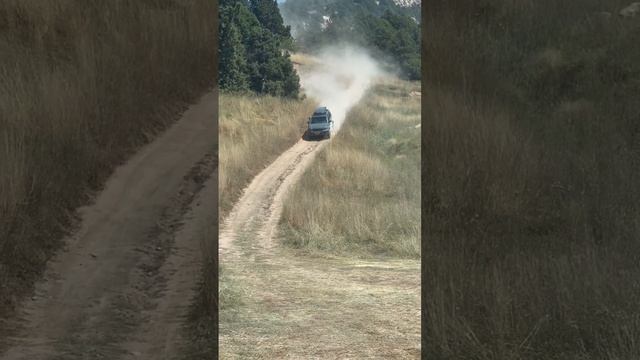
[
  {"x1": 219, "y1": 136, "x2": 421, "y2": 358},
  {"x1": 0, "y1": 92, "x2": 217, "y2": 360}
]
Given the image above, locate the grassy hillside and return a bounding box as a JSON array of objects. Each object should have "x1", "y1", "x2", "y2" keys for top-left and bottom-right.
[
  {"x1": 0, "y1": 0, "x2": 216, "y2": 318},
  {"x1": 219, "y1": 94, "x2": 316, "y2": 219},
  {"x1": 424, "y1": 1, "x2": 640, "y2": 358},
  {"x1": 280, "y1": 79, "x2": 421, "y2": 258}
]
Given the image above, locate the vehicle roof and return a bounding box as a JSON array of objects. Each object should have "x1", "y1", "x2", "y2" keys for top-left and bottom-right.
[{"x1": 313, "y1": 106, "x2": 329, "y2": 115}]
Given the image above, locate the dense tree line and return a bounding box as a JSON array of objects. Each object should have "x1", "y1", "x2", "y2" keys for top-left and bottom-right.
[
  {"x1": 219, "y1": 0, "x2": 300, "y2": 97},
  {"x1": 281, "y1": 0, "x2": 421, "y2": 80},
  {"x1": 357, "y1": 10, "x2": 420, "y2": 80}
]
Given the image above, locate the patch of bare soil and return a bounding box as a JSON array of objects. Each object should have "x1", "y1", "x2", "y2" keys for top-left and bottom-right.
[
  {"x1": 0, "y1": 92, "x2": 217, "y2": 360},
  {"x1": 219, "y1": 136, "x2": 421, "y2": 359}
]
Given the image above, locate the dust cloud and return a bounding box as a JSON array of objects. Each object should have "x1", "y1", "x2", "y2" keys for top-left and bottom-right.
[{"x1": 299, "y1": 45, "x2": 384, "y2": 131}]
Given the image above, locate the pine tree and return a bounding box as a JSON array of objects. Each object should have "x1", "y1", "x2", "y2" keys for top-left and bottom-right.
[
  {"x1": 219, "y1": 0, "x2": 248, "y2": 8},
  {"x1": 219, "y1": 0, "x2": 300, "y2": 97},
  {"x1": 219, "y1": 21, "x2": 250, "y2": 92},
  {"x1": 249, "y1": 0, "x2": 291, "y2": 40},
  {"x1": 281, "y1": 52, "x2": 301, "y2": 98},
  {"x1": 243, "y1": 27, "x2": 298, "y2": 98}
]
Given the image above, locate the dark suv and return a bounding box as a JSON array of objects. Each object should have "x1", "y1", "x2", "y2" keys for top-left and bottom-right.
[{"x1": 307, "y1": 107, "x2": 333, "y2": 139}]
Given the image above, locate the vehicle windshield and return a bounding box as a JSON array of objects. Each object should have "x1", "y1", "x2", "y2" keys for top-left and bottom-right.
[{"x1": 311, "y1": 115, "x2": 327, "y2": 123}]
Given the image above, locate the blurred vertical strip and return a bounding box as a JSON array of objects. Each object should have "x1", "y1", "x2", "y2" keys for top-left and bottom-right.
[
  {"x1": 0, "y1": 0, "x2": 217, "y2": 330},
  {"x1": 421, "y1": 1, "x2": 427, "y2": 359},
  {"x1": 423, "y1": 0, "x2": 640, "y2": 358}
]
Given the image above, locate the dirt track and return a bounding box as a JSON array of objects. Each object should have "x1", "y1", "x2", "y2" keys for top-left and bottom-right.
[
  {"x1": 219, "y1": 139, "x2": 325, "y2": 256},
  {"x1": 0, "y1": 92, "x2": 217, "y2": 360},
  {"x1": 219, "y1": 135, "x2": 421, "y2": 358}
]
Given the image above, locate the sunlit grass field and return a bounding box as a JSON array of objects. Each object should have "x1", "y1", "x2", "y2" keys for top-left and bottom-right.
[
  {"x1": 280, "y1": 79, "x2": 421, "y2": 258},
  {"x1": 219, "y1": 94, "x2": 316, "y2": 218}
]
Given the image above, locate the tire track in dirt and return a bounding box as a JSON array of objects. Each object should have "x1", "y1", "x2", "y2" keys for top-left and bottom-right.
[
  {"x1": 219, "y1": 138, "x2": 326, "y2": 255},
  {"x1": 0, "y1": 92, "x2": 217, "y2": 360},
  {"x1": 219, "y1": 134, "x2": 420, "y2": 358}
]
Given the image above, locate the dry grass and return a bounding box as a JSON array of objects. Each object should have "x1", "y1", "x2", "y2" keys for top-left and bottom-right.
[
  {"x1": 216, "y1": 54, "x2": 315, "y2": 360},
  {"x1": 218, "y1": 94, "x2": 316, "y2": 218},
  {"x1": 183, "y1": 221, "x2": 218, "y2": 360},
  {"x1": 218, "y1": 79, "x2": 420, "y2": 358},
  {"x1": 0, "y1": 0, "x2": 215, "y2": 318},
  {"x1": 219, "y1": 247, "x2": 420, "y2": 358},
  {"x1": 280, "y1": 78, "x2": 421, "y2": 258},
  {"x1": 424, "y1": 1, "x2": 640, "y2": 358}
]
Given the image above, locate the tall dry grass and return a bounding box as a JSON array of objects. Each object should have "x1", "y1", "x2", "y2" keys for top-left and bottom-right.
[
  {"x1": 424, "y1": 0, "x2": 640, "y2": 358},
  {"x1": 184, "y1": 220, "x2": 218, "y2": 360},
  {"x1": 280, "y1": 79, "x2": 421, "y2": 258},
  {"x1": 218, "y1": 94, "x2": 316, "y2": 218},
  {"x1": 0, "y1": 0, "x2": 216, "y2": 317}
]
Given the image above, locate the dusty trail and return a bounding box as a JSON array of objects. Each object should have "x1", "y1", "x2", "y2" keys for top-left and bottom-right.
[
  {"x1": 219, "y1": 139, "x2": 326, "y2": 255},
  {"x1": 219, "y1": 136, "x2": 420, "y2": 358},
  {"x1": 122, "y1": 171, "x2": 217, "y2": 359},
  {"x1": 0, "y1": 92, "x2": 217, "y2": 360}
]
